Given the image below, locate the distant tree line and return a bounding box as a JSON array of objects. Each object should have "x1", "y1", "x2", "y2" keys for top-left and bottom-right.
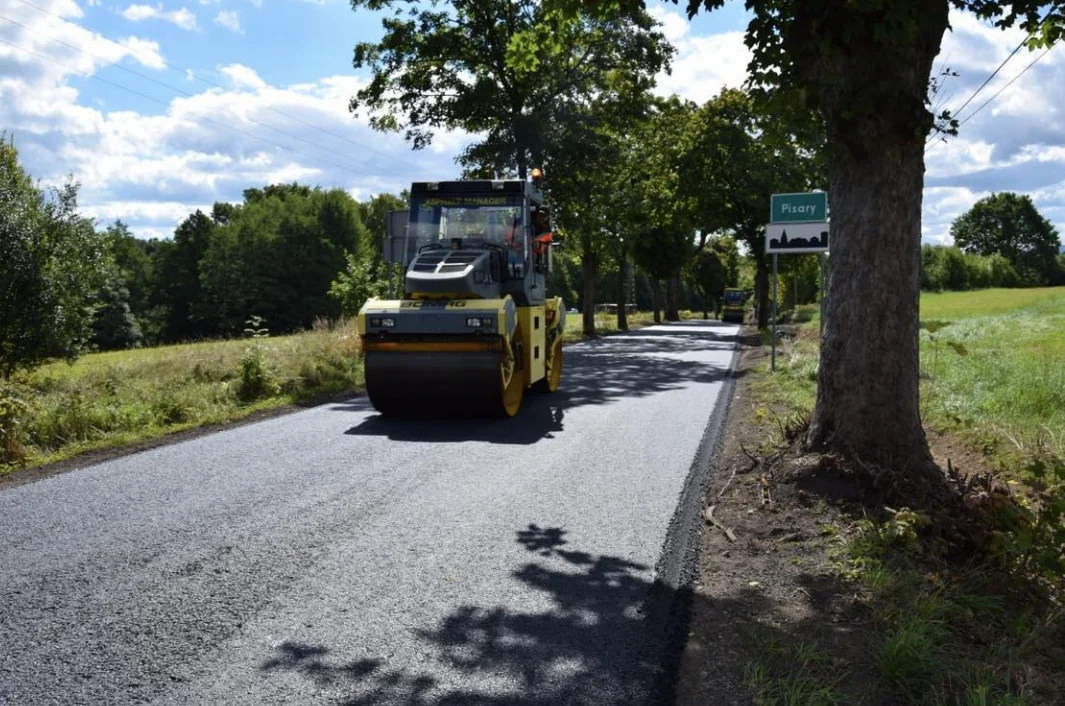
[
  {"x1": 1, "y1": 134, "x2": 413, "y2": 376},
  {"x1": 90, "y1": 185, "x2": 408, "y2": 350},
  {"x1": 922, "y1": 192, "x2": 1064, "y2": 292}
]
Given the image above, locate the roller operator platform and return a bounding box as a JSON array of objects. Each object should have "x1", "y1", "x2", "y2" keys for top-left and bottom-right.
[{"x1": 357, "y1": 173, "x2": 565, "y2": 417}]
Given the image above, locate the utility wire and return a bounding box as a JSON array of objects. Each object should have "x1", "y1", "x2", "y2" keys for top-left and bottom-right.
[
  {"x1": 0, "y1": 35, "x2": 377, "y2": 179},
  {"x1": 950, "y1": 34, "x2": 1029, "y2": 119},
  {"x1": 927, "y1": 42, "x2": 1056, "y2": 152},
  {"x1": 0, "y1": 12, "x2": 411, "y2": 177},
  {"x1": 955, "y1": 43, "x2": 1056, "y2": 130},
  {"x1": 9, "y1": 0, "x2": 414, "y2": 169}
]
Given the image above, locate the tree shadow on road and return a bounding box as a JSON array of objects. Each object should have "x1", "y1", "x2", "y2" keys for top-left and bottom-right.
[
  {"x1": 259, "y1": 525, "x2": 685, "y2": 705},
  {"x1": 256, "y1": 521, "x2": 874, "y2": 706},
  {"x1": 340, "y1": 325, "x2": 738, "y2": 446}
]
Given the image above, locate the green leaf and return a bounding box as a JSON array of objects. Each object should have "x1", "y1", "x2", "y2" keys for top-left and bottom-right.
[{"x1": 920, "y1": 320, "x2": 949, "y2": 334}]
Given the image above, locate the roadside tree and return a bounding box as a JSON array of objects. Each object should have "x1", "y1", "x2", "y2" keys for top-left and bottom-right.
[
  {"x1": 548, "y1": 0, "x2": 1065, "y2": 474},
  {"x1": 683, "y1": 88, "x2": 823, "y2": 329},
  {"x1": 950, "y1": 192, "x2": 1061, "y2": 286},
  {"x1": 0, "y1": 136, "x2": 108, "y2": 377},
  {"x1": 349, "y1": 0, "x2": 672, "y2": 180}
]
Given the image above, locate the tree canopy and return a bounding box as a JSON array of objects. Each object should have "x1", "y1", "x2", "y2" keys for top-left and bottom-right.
[
  {"x1": 950, "y1": 192, "x2": 1061, "y2": 286},
  {"x1": 548, "y1": 0, "x2": 1064, "y2": 472},
  {"x1": 0, "y1": 136, "x2": 108, "y2": 378},
  {"x1": 349, "y1": 0, "x2": 673, "y2": 178}
]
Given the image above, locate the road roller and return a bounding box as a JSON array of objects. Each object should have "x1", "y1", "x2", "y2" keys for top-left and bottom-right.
[{"x1": 356, "y1": 175, "x2": 565, "y2": 417}]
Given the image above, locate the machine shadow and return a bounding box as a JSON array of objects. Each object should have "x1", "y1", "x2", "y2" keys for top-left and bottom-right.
[
  {"x1": 341, "y1": 325, "x2": 738, "y2": 446},
  {"x1": 259, "y1": 524, "x2": 689, "y2": 705}
]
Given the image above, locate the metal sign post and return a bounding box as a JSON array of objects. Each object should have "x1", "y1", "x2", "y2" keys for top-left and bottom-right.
[
  {"x1": 767, "y1": 192, "x2": 830, "y2": 372},
  {"x1": 772, "y1": 253, "x2": 778, "y2": 371}
]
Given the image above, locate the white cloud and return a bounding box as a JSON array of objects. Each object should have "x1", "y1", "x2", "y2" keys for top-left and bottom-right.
[
  {"x1": 116, "y1": 36, "x2": 165, "y2": 70},
  {"x1": 1, "y1": 3, "x2": 468, "y2": 240},
  {"x1": 220, "y1": 63, "x2": 265, "y2": 89},
  {"x1": 650, "y1": 6, "x2": 751, "y2": 104},
  {"x1": 921, "y1": 8, "x2": 1065, "y2": 242},
  {"x1": 121, "y1": 4, "x2": 198, "y2": 31},
  {"x1": 0, "y1": 0, "x2": 165, "y2": 81},
  {"x1": 213, "y1": 10, "x2": 242, "y2": 34},
  {"x1": 249, "y1": 0, "x2": 262, "y2": 8},
  {"x1": 648, "y1": 5, "x2": 690, "y2": 45}
]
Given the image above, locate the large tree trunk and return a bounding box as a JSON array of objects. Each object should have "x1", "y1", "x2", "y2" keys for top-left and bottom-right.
[
  {"x1": 805, "y1": 5, "x2": 948, "y2": 474},
  {"x1": 616, "y1": 254, "x2": 629, "y2": 332},
  {"x1": 808, "y1": 140, "x2": 933, "y2": 471},
  {"x1": 582, "y1": 242, "x2": 598, "y2": 337},
  {"x1": 665, "y1": 277, "x2": 679, "y2": 321},
  {"x1": 755, "y1": 256, "x2": 770, "y2": 330},
  {"x1": 651, "y1": 280, "x2": 662, "y2": 324}
]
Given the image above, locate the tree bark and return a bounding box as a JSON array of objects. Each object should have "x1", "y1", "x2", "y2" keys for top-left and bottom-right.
[
  {"x1": 582, "y1": 242, "x2": 598, "y2": 337},
  {"x1": 805, "y1": 7, "x2": 948, "y2": 474},
  {"x1": 665, "y1": 277, "x2": 679, "y2": 321},
  {"x1": 755, "y1": 256, "x2": 770, "y2": 330},
  {"x1": 616, "y1": 254, "x2": 629, "y2": 332},
  {"x1": 651, "y1": 279, "x2": 662, "y2": 324}
]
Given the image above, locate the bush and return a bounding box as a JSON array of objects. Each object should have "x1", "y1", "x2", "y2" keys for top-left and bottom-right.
[
  {"x1": 987, "y1": 451, "x2": 1065, "y2": 593},
  {"x1": 329, "y1": 253, "x2": 389, "y2": 316},
  {"x1": 237, "y1": 345, "x2": 279, "y2": 402},
  {"x1": 921, "y1": 245, "x2": 1029, "y2": 291},
  {"x1": 0, "y1": 383, "x2": 31, "y2": 464}
]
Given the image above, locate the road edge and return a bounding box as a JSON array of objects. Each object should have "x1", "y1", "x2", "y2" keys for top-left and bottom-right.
[
  {"x1": 1, "y1": 323, "x2": 649, "y2": 492},
  {"x1": 0, "y1": 389, "x2": 361, "y2": 492},
  {"x1": 644, "y1": 326, "x2": 743, "y2": 705}
]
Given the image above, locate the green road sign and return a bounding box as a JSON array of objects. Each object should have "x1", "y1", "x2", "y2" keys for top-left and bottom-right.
[{"x1": 771, "y1": 192, "x2": 827, "y2": 223}]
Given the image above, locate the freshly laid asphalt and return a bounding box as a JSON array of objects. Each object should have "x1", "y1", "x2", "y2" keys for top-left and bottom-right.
[{"x1": 0, "y1": 321, "x2": 738, "y2": 706}]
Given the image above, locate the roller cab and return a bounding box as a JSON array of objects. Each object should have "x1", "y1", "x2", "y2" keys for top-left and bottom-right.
[{"x1": 357, "y1": 177, "x2": 564, "y2": 417}]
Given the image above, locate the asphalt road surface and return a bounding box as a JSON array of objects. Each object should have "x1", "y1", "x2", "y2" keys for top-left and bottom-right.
[{"x1": 1, "y1": 321, "x2": 738, "y2": 706}]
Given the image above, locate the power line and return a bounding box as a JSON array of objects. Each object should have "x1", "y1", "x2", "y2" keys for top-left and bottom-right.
[
  {"x1": 9, "y1": 0, "x2": 414, "y2": 169},
  {"x1": 950, "y1": 34, "x2": 1029, "y2": 119},
  {"x1": 926, "y1": 42, "x2": 1056, "y2": 153},
  {"x1": 955, "y1": 43, "x2": 1056, "y2": 130},
  {"x1": 0, "y1": 13, "x2": 415, "y2": 178},
  {"x1": 0, "y1": 35, "x2": 383, "y2": 179}
]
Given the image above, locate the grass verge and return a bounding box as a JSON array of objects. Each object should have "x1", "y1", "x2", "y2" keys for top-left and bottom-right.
[
  {"x1": 1, "y1": 319, "x2": 364, "y2": 475},
  {"x1": 755, "y1": 287, "x2": 1065, "y2": 471},
  {"x1": 678, "y1": 288, "x2": 1065, "y2": 706},
  {"x1": 562, "y1": 309, "x2": 701, "y2": 343}
]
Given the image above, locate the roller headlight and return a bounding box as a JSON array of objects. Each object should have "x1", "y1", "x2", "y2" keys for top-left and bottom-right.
[
  {"x1": 466, "y1": 317, "x2": 482, "y2": 327},
  {"x1": 381, "y1": 318, "x2": 395, "y2": 328}
]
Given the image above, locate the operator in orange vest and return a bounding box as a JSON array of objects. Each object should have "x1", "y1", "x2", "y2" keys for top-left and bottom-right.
[{"x1": 533, "y1": 209, "x2": 553, "y2": 255}]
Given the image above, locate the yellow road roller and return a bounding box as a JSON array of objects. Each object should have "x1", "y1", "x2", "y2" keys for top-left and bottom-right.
[{"x1": 356, "y1": 176, "x2": 564, "y2": 417}]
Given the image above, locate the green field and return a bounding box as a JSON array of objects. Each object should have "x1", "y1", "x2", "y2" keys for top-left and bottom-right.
[{"x1": 761, "y1": 286, "x2": 1065, "y2": 467}]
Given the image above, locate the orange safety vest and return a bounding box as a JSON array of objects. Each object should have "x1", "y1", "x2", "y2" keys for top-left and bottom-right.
[{"x1": 535, "y1": 231, "x2": 553, "y2": 255}]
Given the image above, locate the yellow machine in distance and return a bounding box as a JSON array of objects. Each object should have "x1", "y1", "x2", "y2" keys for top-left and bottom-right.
[
  {"x1": 357, "y1": 176, "x2": 564, "y2": 417},
  {"x1": 721, "y1": 287, "x2": 750, "y2": 323}
]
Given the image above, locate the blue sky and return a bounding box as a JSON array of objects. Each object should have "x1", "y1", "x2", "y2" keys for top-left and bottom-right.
[{"x1": 1, "y1": 0, "x2": 1063, "y2": 246}]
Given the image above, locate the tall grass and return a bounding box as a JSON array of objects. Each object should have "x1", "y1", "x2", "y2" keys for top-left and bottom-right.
[
  {"x1": 1, "y1": 319, "x2": 363, "y2": 472},
  {"x1": 755, "y1": 287, "x2": 1065, "y2": 467}
]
